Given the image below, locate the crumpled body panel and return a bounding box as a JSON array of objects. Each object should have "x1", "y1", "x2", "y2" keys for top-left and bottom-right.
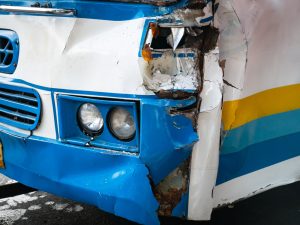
[{"x1": 0, "y1": 131, "x2": 160, "y2": 224}]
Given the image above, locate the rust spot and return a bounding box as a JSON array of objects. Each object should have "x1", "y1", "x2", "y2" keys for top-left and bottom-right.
[
  {"x1": 155, "y1": 90, "x2": 196, "y2": 100},
  {"x1": 0, "y1": 142, "x2": 5, "y2": 168},
  {"x1": 154, "y1": 160, "x2": 190, "y2": 216}
]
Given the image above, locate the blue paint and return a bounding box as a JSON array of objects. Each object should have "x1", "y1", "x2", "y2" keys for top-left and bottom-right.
[
  {"x1": 0, "y1": 0, "x2": 188, "y2": 21},
  {"x1": 139, "y1": 97, "x2": 198, "y2": 184},
  {"x1": 217, "y1": 131, "x2": 300, "y2": 184},
  {"x1": 56, "y1": 94, "x2": 198, "y2": 183},
  {"x1": 57, "y1": 95, "x2": 140, "y2": 153},
  {"x1": 0, "y1": 30, "x2": 19, "y2": 74},
  {"x1": 0, "y1": 79, "x2": 199, "y2": 222},
  {"x1": 0, "y1": 132, "x2": 159, "y2": 225},
  {"x1": 172, "y1": 192, "x2": 188, "y2": 217},
  {"x1": 221, "y1": 109, "x2": 300, "y2": 155},
  {"x1": 0, "y1": 82, "x2": 41, "y2": 131},
  {"x1": 199, "y1": 15, "x2": 213, "y2": 24}
]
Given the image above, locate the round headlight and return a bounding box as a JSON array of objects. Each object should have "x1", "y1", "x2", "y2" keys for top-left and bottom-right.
[
  {"x1": 108, "y1": 107, "x2": 136, "y2": 141},
  {"x1": 78, "y1": 103, "x2": 104, "y2": 136}
]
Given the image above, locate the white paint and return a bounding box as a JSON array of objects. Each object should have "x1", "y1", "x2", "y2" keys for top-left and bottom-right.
[
  {"x1": 215, "y1": 0, "x2": 247, "y2": 101},
  {"x1": 214, "y1": 156, "x2": 300, "y2": 207},
  {"x1": 188, "y1": 104, "x2": 222, "y2": 220},
  {"x1": 188, "y1": 50, "x2": 223, "y2": 220},
  {"x1": 0, "y1": 15, "x2": 147, "y2": 95},
  {"x1": 200, "y1": 50, "x2": 223, "y2": 112},
  {"x1": 210, "y1": 0, "x2": 300, "y2": 209},
  {"x1": 234, "y1": 0, "x2": 300, "y2": 98},
  {"x1": 32, "y1": 90, "x2": 56, "y2": 138},
  {"x1": 217, "y1": 0, "x2": 300, "y2": 101}
]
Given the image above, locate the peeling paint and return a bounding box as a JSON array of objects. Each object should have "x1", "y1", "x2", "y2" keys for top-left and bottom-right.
[{"x1": 154, "y1": 160, "x2": 190, "y2": 216}]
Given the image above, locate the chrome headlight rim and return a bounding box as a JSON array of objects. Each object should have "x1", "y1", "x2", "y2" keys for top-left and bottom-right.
[
  {"x1": 107, "y1": 107, "x2": 136, "y2": 141},
  {"x1": 77, "y1": 103, "x2": 104, "y2": 137}
]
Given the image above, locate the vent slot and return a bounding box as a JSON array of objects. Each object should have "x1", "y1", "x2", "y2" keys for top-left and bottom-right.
[
  {"x1": 0, "y1": 83, "x2": 41, "y2": 131},
  {"x1": 0, "y1": 30, "x2": 19, "y2": 74}
]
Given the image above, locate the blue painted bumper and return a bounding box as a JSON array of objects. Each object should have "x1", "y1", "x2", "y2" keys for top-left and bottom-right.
[
  {"x1": 0, "y1": 131, "x2": 160, "y2": 224},
  {"x1": 0, "y1": 87, "x2": 199, "y2": 224}
]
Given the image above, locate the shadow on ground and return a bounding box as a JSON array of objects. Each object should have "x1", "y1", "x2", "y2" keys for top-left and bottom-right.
[{"x1": 0, "y1": 181, "x2": 299, "y2": 225}]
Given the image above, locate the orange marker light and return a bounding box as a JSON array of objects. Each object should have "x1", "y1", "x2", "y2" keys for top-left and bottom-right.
[
  {"x1": 142, "y1": 44, "x2": 153, "y2": 62},
  {"x1": 150, "y1": 23, "x2": 159, "y2": 38}
]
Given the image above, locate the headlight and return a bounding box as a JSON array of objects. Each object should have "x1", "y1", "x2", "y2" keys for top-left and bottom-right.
[
  {"x1": 77, "y1": 103, "x2": 104, "y2": 136},
  {"x1": 108, "y1": 107, "x2": 136, "y2": 141}
]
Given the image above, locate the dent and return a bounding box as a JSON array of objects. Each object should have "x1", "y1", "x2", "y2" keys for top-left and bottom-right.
[
  {"x1": 154, "y1": 159, "x2": 190, "y2": 216},
  {"x1": 215, "y1": 0, "x2": 248, "y2": 133},
  {"x1": 138, "y1": 1, "x2": 224, "y2": 218}
]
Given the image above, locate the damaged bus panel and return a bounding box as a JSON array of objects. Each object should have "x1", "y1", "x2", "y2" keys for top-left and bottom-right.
[{"x1": 0, "y1": 0, "x2": 299, "y2": 224}]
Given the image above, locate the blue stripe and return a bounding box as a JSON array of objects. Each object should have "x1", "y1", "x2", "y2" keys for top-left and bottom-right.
[
  {"x1": 217, "y1": 132, "x2": 300, "y2": 184},
  {"x1": 0, "y1": 0, "x2": 188, "y2": 21},
  {"x1": 221, "y1": 109, "x2": 300, "y2": 155},
  {"x1": 199, "y1": 15, "x2": 213, "y2": 24}
]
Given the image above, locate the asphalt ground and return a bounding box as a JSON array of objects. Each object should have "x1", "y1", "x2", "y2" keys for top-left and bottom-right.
[{"x1": 0, "y1": 176, "x2": 299, "y2": 225}]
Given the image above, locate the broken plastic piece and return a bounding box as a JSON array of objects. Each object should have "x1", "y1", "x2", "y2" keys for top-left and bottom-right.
[{"x1": 171, "y1": 27, "x2": 185, "y2": 50}]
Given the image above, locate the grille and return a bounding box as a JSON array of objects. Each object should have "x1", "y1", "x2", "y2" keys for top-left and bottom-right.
[
  {"x1": 0, "y1": 83, "x2": 41, "y2": 131},
  {"x1": 0, "y1": 37, "x2": 13, "y2": 65},
  {"x1": 0, "y1": 30, "x2": 19, "y2": 74}
]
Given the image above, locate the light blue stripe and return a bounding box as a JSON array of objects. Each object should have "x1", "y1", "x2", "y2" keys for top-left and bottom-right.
[
  {"x1": 217, "y1": 132, "x2": 300, "y2": 184},
  {"x1": 221, "y1": 108, "x2": 300, "y2": 155}
]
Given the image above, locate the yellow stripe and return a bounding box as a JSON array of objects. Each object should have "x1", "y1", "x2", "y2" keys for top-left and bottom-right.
[{"x1": 222, "y1": 84, "x2": 300, "y2": 130}]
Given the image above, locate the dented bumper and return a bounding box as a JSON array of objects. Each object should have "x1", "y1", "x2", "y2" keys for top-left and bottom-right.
[
  {"x1": 0, "y1": 93, "x2": 198, "y2": 225},
  {"x1": 0, "y1": 132, "x2": 160, "y2": 224}
]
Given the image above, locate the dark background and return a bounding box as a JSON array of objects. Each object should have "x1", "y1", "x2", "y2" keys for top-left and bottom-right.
[{"x1": 0, "y1": 178, "x2": 299, "y2": 225}]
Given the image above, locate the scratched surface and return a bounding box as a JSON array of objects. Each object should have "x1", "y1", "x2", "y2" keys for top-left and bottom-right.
[{"x1": 0, "y1": 174, "x2": 299, "y2": 225}]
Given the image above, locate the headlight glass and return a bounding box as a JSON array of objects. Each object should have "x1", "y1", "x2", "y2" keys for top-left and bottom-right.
[
  {"x1": 78, "y1": 103, "x2": 104, "y2": 136},
  {"x1": 108, "y1": 107, "x2": 136, "y2": 141}
]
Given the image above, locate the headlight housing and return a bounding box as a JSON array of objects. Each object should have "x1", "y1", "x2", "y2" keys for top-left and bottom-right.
[
  {"x1": 77, "y1": 103, "x2": 104, "y2": 136},
  {"x1": 108, "y1": 107, "x2": 136, "y2": 141}
]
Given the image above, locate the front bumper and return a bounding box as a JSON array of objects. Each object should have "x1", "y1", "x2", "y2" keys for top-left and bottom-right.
[
  {"x1": 0, "y1": 131, "x2": 159, "y2": 225},
  {"x1": 0, "y1": 83, "x2": 199, "y2": 224}
]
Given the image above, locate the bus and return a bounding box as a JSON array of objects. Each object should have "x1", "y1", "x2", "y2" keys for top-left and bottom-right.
[{"x1": 0, "y1": 0, "x2": 299, "y2": 224}]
